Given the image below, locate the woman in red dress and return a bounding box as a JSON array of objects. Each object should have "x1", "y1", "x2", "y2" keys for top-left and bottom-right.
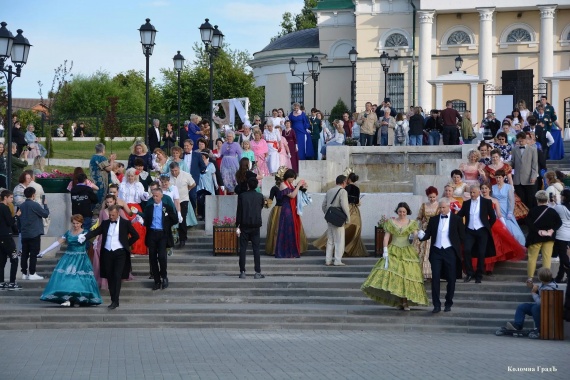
[
  {"x1": 282, "y1": 120, "x2": 299, "y2": 172},
  {"x1": 274, "y1": 169, "x2": 307, "y2": 258}
]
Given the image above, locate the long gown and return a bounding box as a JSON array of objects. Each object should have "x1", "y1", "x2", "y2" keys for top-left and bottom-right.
[
  {"x1": 492, "y1": 183, "x2": 526, "y2": 246},
  {"x1": 40, "y1": 229, "x2": 102, "y2": 306},
  {"x1": 220, "y1": 142, "x2": 242, "y2": 193},
  {"x1": 459, "y1": 162, "x2": 483, "y2": 188},
  {"x1": 282, "y1": 128, "x2": 299, "y2": 173},
  {"x1": 118, "y1": 181, "x2": 147, "y2": 255},
  {"x1": 413, "y1": 202, "x2": 440, "y2": 280},
  {"x1": 278, "y1": 136, "x2": 292, "y2": 169},
  {"x1": 313, "y1": 184, "x2": 368, "y2": 257},
  {"x1": 250, "y1": 139, "x2": 270, "y2": 177},
  {"x1": 451, "y1": 182, "x2": 468, "y2": 206},
  {"x1": 484, "y1": 164, "x2": 528, "y2": 220},
  {"x1": 263, "y1": 129, "x2": 281, "y2": 174},
  {"x1": 471, "y1": 202, "x2": 526, "y2": 272},
  {"x1": 361, "y1": 219, "x2": 429, "y2": 307},
  {"x1": 288, "y1": 112, "x2": 314, "y2": 160},
  {"x1": 274, "y1": 183, "x2": 303, "y2": 258},
  {"x1": 265, "y1": 186, "x2": 308, "y2": 255}
]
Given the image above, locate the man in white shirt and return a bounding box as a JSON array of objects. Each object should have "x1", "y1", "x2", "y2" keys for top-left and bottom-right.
[{"x1": 169, "y1": 161, "x2": 195, "y2": 248}]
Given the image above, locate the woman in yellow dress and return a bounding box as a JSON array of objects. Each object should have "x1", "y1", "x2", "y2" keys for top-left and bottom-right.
[
  {"x1": 413, "y1": 186, "x2": 440, "y2": 281},
  {"x1": 361, "y1": 202, "x2": 429, "y2": 311}
]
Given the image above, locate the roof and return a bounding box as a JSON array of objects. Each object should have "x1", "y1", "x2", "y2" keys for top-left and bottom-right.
[
  {"x1": 313, "y1": 0, "x2": 354, "y2": 11},
  {"x1": 12, "y1": 98, "x2": 51, "y2": 111},
  {"x1": 260, "y1": 28, "x2": 319, "y2": 53}
]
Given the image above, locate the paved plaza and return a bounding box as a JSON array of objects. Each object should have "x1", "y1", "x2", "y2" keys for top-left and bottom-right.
[{"x1": 0, "y1": 328, "x2": 568, "y2": 380}]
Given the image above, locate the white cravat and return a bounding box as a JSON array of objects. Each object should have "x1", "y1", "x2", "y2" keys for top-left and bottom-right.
[
  {"x1": 105, "y1": 221, "x2": 123, "y2": 251},
  {"x1": 468, "y1": 197, "x2": 484, "y2": 230},
  {"x1": 155, "y1": 127, "x2": 160, "y2": 142},
  {"x1": 435, "y1": 213, "x2": 452, "y2": 249}
]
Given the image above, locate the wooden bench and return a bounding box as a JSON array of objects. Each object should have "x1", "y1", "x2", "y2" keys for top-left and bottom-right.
[{"x1": 540, "y1": 290, "x2": 564, "y2": 340}]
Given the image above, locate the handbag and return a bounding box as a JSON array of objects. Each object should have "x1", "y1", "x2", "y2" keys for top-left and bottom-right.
[{"x1": 324, "y1": 188, "x2": 347, "y2": 227}]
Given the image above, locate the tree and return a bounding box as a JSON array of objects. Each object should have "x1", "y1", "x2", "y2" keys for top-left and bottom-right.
[
  {"x1": 328, "y1": 98, "x2": 349, "y2": 124},
  {"x1": 275, "y1": 0, "x2": 317, "y2": 38}
]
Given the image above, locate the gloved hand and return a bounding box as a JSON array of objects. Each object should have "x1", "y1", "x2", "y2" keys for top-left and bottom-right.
[
  {"x1": 382, "y1": 247, "x2": 388, "y2": 259},
  {"x1": 500, "y1": 217, "x2": 506, "y2": 225},
  {"x1": 178, "y1": 212, "x2": 183, "y2": 224},
  {"x1": 141, "y1": 192, "x2": 150, "y2": 201},
  {"x1": 37, "y1": 250, "x2": 47, "y2": 258},
  {"x1": 417, "y1": 230, "x2": 425, "y2": 240},
  {"x1": 134, "y1": 215, "x2": 144, "y2": 225},
  {"x1": 78, "y1": 234, "x2": 86, "y2": 244},
  {"x1": 507, "y1": 213, "x2": 515, "y2": 221}
]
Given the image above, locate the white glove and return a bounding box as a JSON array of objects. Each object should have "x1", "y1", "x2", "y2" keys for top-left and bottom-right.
[
  {"x1": 382, "y1": 247, "x2": 388, "y2": 259},
  {"x1": 141, "y1": 192, "x2": 150, "y2": 201},
  {"x1": 236, "y1": 227, "x2": 241, "y2": 237},
  {"x1": 37, "y1": 240, "x2": 61, "y2": 258},
  {"x1": 178, "y1": 212, "x2": 183, "y2": 224},
  {"x1": 131, "y1": 207, "x2": 138, "y2": 214},
  {"x1": 78, "y1": 234, "x2": 86, "y2": 244},
  {"x1": 134, "y1": 215, "x2": 144, "y2": 225},
  {"x1": 417, "y1": 230, "x2": 425, "y2": 240}
]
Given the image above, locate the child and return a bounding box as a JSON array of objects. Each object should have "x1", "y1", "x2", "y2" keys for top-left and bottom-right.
[
  {"x1": 505, "y1": 267, "x2": 558, "y2": 339},
  {"x1": 241, "y1": 139, "x2": 255, "y2": 166}
]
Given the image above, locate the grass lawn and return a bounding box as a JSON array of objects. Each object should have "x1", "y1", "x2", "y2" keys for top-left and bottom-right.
[{"x1": 50, "y1": 140, "x2": 135, "y2": 160}]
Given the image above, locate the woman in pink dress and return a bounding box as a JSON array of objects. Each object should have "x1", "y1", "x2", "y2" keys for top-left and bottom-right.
[
  {"x1": 459, "y1": 149, "x2": 486, "y2": 188},
  {"x1": 275, "y1": 126, "x2": 292, "y2": 169},
  {"x1": 250, "y1": 128, "x2": 269, "y2": 177}
]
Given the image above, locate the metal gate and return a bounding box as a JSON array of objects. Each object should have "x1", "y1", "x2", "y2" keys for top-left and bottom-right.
[{"x1": 564, "y1": 97, "x2": 569, "y2": 130}]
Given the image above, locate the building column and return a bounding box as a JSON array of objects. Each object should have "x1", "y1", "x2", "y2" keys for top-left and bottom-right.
[
  {"x1": 470, "y1": 83, "x2": 479, "y2": 124},
  {"x1": 477, "y1": 8, "x2": 495, "y2": 85},
  {"x1": 434, "y1": 83, "x2": 443, "y2": 109},
  {"x1": 538, "y1": 5, "x2": 557, "y2": 84},
  {"x1": 418, "y1": 10, "x2": 435, "y2": 110},
  {"x1": 550, "y1": 79, "x2": 559, "y2": 116}
]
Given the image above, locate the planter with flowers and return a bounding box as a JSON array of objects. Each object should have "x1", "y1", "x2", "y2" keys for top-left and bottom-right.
[
  {"x1": 34, "y1": 170, "x2": 73, "y2": 193},
  {"x1": 374, "y1": 215, "x2": 391, "y2": 257},
  {"x1": 213, "y1": 217, "x2": 238, "y2": 256}
]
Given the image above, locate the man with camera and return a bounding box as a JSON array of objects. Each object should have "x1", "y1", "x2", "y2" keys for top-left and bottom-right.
[{"x1": 322, "y1": 175, "x2": 350, "y2": 266}]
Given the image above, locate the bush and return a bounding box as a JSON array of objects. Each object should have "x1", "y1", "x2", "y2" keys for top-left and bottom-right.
[{"x1": 328, "y1": 98, "x2": 349, "y2": 125}]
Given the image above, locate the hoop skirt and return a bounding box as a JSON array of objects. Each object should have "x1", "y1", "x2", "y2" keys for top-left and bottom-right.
[
  {"x1": 361, "y1": 220, "x2": 428, "y2": 307},
  {"x1": 127, "y1": 203, "x2": 147, "y2": 255},
  {"x1": 40, "y1": 230, "x2": 102, "y2": 306}
]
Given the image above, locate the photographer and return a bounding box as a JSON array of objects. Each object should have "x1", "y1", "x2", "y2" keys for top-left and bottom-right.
[{"x1": 10, "y1": 142, "x2": 28, "y2": 190}]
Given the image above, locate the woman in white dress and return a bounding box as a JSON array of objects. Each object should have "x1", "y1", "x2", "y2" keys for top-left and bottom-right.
[
  {"x1": 263, "y1": 120, "x2": 281, "y2": 175},
  {"x1": 118, "y1": 168, "x2": 150, "y2": 256}
]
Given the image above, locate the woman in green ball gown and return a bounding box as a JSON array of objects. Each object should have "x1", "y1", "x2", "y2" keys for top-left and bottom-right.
[{"x1": 361, "y1": 202, "x2": 428, "y2": 310}]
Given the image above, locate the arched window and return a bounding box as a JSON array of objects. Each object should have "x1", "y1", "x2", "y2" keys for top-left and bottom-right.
[
  {"x1": 567, "y1": 30, "x2": 570, "y2": 40},
  {"x1": 451, "y1": 100, "x2": 467, "y2": 113},
  {"x1": 507, "y1": 28, "x2": 532, "y2": 43},
  {"x1": 447, "y1": 31, "x2": 472, "y2": 45},
  {"x1": 385, "y1": 33, "x2": 408, "y2": 48}
]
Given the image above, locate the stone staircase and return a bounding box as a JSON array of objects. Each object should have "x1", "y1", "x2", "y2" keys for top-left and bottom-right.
[
  {"x1": 3, "y1": 224, "x2": 563, "y2": 335},
  {"x1": 547, "y1": 140, "x2": 570, "y2": 172}
]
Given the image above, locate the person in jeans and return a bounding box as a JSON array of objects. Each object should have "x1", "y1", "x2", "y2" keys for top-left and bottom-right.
[
  {"x1": 19, "y1": 186, "x2": 49, "y2": 280},
  {"x1": 408, "y1": 107, "x2": 425, "y2": 146},
  {"x1": 356, "y1": 102, "x2": 378, "y2": 146},
  {"x1": 377, "y1": 108, "x2": 395, "y2": 146},
  {"x1": 425, "y1": 109, "x2": 443, "y2": 146},
  {"x1": 0, "y1": 190, "x2": 21, "y2": 290},
  {"x1": 236, "y1": 177, "x2": 265, "y2": 279},
  {"x1": 322, "y1": 175, "x2": 350, "y2": 266},
  {"x1": 440, "y1": 100, "x2": 462, "y2": 145},
  {"x1": 505, "y1": 267, "x2": 558, "y2": 339}
]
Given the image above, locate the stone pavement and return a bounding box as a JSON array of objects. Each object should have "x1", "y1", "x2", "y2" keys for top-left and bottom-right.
[{"x1": 0, "y1": 328, "x2": 567, "y2": 380}]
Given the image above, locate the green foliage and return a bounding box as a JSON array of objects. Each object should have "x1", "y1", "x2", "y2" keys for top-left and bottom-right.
[
  {"x1": 14, "y1": 109, "x2": 41, "y2": 131},
  {"x1": 275, "y1": 0, "x2": 317, "y2": 38},
  {"x1": 328, "y1": 98, "x2": 349, "y2": 125},
  {"x1": 44, "y1": 127, "x2": 54, "y2": 158}
]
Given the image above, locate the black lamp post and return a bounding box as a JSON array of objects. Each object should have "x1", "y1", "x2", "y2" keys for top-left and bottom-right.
[
  {"x1": 199, "y1": 18, "x2": 223, "y2": 147},
  {"x1": 173, "y1": 50, "x2": 185, "y2": 139},
  {"x1": 288, "y1": 57, "x2": 309, "y2": 107},
  {"x1": 348, "y1": 46, "x2": 358, "y2": 114},
  {"x1": 0, "y1": 22, "x2": 31, "y2": 190},
  {"x1": 139, "y1": 18, "x2": 157, "y2": 147},
  {"x1": 307, "y1": 54, "x2": 321, "y2": 111},
  {"x1": 379, "y1": 51, "x2": 392, "y2": 103},
  {"x1": 455, "y1": 54, "x2": 463, "y2": 71}
]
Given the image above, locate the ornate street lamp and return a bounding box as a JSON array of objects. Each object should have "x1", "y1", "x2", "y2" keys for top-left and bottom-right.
[
  {"x1": 307, "y1": 54, "x2": 321, "y2": 110},
  {"x1": 348, "y1": 47, "x2": 358, "y2": 114},
  {"x1": 0, "y1": 22, "x2": 32, "y2": 189},
  {"x1": 139, "y1": 18, "x2": 157, "y2": 147},
  {"x1": 289, "y1": 57, "x2": 309, "y2": 107},
  {"x1": 173, "y1": 50, "x2": 185, "y2": 141},
  {"x1": 199, "y1": 18, "x2": 223, "y2": 147},
  {"x1": 379, "y1": 51, "x2": 392, "y2": 103},
  {"x1": 455, "y1": 54, "x2": 464, "y2": 71}
]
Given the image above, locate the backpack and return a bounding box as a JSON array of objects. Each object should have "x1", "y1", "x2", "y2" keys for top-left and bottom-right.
[{"x1": 395, "y1": 124, "x2": 405, "y2": 143}]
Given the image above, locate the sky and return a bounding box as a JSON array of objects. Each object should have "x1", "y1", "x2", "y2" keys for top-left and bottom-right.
[{"x1": 2, "y1": 0, "x2": 305, "y2": 98}]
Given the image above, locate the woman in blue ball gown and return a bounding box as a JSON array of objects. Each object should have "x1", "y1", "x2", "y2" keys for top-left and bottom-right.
[
  {"x1": 288, "y1": 103, "x2": 314, "y2": 160},
  {"x1": 39, "y1": 214, "x2": 102, "y2": 307}
]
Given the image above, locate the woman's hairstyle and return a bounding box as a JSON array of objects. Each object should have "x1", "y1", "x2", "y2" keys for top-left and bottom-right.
[
  {"x1": 104, "y1": 194, "x2": 117, "y2": 202},
  {"x1": 496, "y1": 132, "x2": 508, "y2": 140},
  {"x1": 425, "y1": 186, "x2": 438, "y2": 196},
  {"x1": 348, "y1": 172, "x2": 359, "y2": 183},
  {"x1": 490, "y1": 148, "x2": 501, "y2": 157},
  {"x1": 517, "y1": 99, "x2": 527, "y2": 109},
  {"x1": 125, "y1": 167, "x2": 138, "y2": 178},
  {"x1": 108, "y1": 183, "x2": 119, "y2": 191},
  {"x1": 215, "y1": 138, "x2": 224, "y2": 145},
  {"x1": 468, "y1": 149, "x2": 481, "y2": 160},
  {"x1": 480, "y1": 181, "x2": 492, "y2": 192},
  {"x1": 235, "y1": 157, "x2": 251, "y2": 184},
  {"x1": 71, "y1": 167, "x2": 86, "y2": 187},
  {"x1": 226, "y1": 130, "x2": 235, "y2": 138},
  {"x1": 197, "y1": 138, "x2": 207, "y2": 146},
  {"x1": 241, "y1": 140, "x2": 250, "y2": 149},
  {"x1": 394, "y1": 202, "x2": 412, "y2": 215},
  {"x1": 133, "y1": 157, "x2": 145, "y2": 167},
  {"x1": 450, "y1": 169, "x2": 463, "y2": 178},
  {"x1": 535, "y1": 190, "x2": 549, "y2": 203},
  {"x1": 283, "y1": 169, "x2": 297, "y2": 181},
  {"x1": 153, "y1": 148, "x2": 166, "y2": 157},
  {"x1": 32, "y1": 156, "x2": 46, "y2": 172},
  {"x1": 130, "y1": 140, "x2": 148, "y2": 155},
  {"x1": 395, "y1": 113, "x2": 404, "y2": 122},
  {"x1": 71, "y1": 214, "x2": 84, "y2": 224},
  {"x1": 95, "y1": 143, "x2": 105, "y2": 153},
  {"x1": 544, "y1": 171, "x2": 561, "y2": 185},
  {"x1": 18, "y1": 171, "x2": 31, "y2": 184},
  {"x1": 171, "y1": 146, "x2": 183, "y2": 155},
  {"x1": 252, "y1": 128, "x2": 262, "y2": 136},
  {"x1": 495, "y1": 169, "x2": 506, "y2": 177}
]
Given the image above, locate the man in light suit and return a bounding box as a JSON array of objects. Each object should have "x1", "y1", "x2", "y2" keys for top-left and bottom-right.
[
  {"x1": 457, "y1": 185, "x2": 496, "y2": 283},
  {"x1": 81, "y1": 205, "x2": 139, "y2": 309},
  {"x1": 322, "y1": 175, "x2": 350, "y2": 266},
  {"x1": 419, "y1": 200, "x2": 465, "y2": 313},
  {"x1": 511, "y1": 131, "x2": 538, "y2": 210}
]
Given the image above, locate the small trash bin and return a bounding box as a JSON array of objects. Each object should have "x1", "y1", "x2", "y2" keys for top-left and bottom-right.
[{"x1": 540, "y1": 290, "x2": 564, "y2": 340}]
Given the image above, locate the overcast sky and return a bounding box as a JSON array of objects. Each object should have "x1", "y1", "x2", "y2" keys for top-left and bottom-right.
[{"x1": 2, "y1": 0, "x2": 304, "y2": 98}]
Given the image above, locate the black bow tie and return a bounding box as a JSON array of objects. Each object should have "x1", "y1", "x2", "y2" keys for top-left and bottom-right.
[
  {"x1": 519, "y1": 146, "x2": 525, "y2": 149},
  {"x1": 441, "y1": 215, "x2": 448, "y2": 219},
  {"x1": 110, "y1": 221, "x2": 117, "y2": 224}
]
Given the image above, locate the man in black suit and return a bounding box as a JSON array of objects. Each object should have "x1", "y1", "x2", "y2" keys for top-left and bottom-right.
[
  {"x1": 182, "y1": 139, "x2": 207, "y2": 211},
  {"x1": 144, "y1": 188, "x2": 178, "y2": 290},
  {"x1": 419, "y1": 200, "x2": 465, "y2": 313},
  {"x1": 457, "y1": 185, "x2": 496, "y2": 283},
  {"x1": 80, "y1": 205, "x2": 139, "y2": 309},
  {"x1": 148, "y1": 118, "x2": 161, "y2": 152},
  {"x1": 236, "y1": 177, "x2": 266, "y2": 279}
]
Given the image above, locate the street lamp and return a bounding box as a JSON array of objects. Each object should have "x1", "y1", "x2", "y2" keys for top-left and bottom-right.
[
  {"x1": 379, "y1": 51, "x2": 392, "y2": 103},
  {"x1": 348, "y1": 47, "x2": 358, "y2": 114},
  {"x1": 173, "y1": 50, "x2": 185, "y2": 140},
  {"x1": 139, "y1": 18, "x2": 157, "y2": 147},
  {"x1": 454, "y1": 54, "x2": 464, "y2": 71},
  {"x1": 289, "y1": 57, "x2": 310, "y2": 107},
  {"x1": 307, "y1": 54, "x2": 321, "y2": 111},
  {"x1": 0, "y1": 22, "x2": 32, "y2": 190},
  {"x1": 199, "y1": 18, "x2": 223, "y2": 147}
]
